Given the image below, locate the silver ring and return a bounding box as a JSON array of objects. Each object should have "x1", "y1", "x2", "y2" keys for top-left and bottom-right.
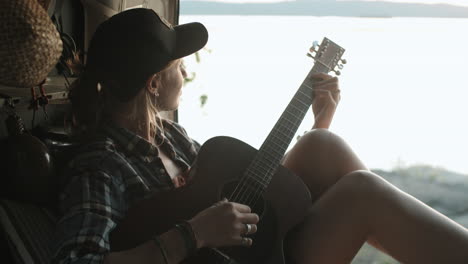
[{"x1": 245, "y1": 224, "x2": 252, "y2": 235}]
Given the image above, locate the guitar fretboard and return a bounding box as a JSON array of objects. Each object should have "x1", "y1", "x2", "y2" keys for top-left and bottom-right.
[
  {"x1": 228, "y1": 38, "x2": 345, "y2": 206},
  {"x1": 230, "y1": 64, "x2": 330, "y2": 205}
]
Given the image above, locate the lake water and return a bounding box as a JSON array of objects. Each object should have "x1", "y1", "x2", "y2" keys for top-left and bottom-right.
[{"x1": 178, "y1": 15, "x2": 468, "y2": 174}]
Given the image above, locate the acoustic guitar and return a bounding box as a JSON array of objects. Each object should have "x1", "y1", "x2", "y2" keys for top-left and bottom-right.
[{"x1": 109, "y1": 37, "x2": 346, "y2": 264}]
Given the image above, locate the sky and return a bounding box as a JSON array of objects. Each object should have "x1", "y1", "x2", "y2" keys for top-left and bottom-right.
[
  {"x1": 212, "y1": 0, "x2": 468, "y2": 7},
  {"x1": 179, "y1": 14, "x2": 468, "y2": 174},
  {"x1": 359, "y1": 0, "x2": 468, "y2": 7}
]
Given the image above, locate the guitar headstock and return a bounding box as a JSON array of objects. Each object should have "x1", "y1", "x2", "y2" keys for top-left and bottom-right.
[{"x1": 307, "y1": 38, "x2": 346, "y2": 75}]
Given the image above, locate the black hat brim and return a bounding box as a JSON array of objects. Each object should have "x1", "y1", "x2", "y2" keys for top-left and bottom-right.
[{"x1": 172, "y1": 22, "x2": 208, "y2": 60}]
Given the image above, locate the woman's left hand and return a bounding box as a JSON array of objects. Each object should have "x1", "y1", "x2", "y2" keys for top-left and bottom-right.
[{"x1": 310, "y1": 73, "x2": 341, "y2": 129}]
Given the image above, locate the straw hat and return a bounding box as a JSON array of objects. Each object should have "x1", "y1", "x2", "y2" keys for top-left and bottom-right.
[{"x1": 0, "y1": 0, "x2": 63, "y2": 88}]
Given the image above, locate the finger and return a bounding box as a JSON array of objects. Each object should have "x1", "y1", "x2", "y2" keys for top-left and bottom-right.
[
  {"x1": 314, "y1": 85, "x2": 339, "y2": 96},
  {"x1": 212, "y1": 198, "x2": 229, "y2": 207},
  {"x1": 317, "y1": 86, "x2": 340, "y2": 101},
  {"x1": 310, "y1": 73, "x2": 333, "y2": 81},
  {"x1": 234, "y1": 236, "x2": 253, "y2": 247},
  {"x1": 242, "y1": 223, "x2": 258, "y2": 235},
  {"x1": 313, "y1": 76, "x2": 339, "y2": 85},
  {"x1": 327, "y1": 90, "x2": 338, "y2": 105},
  {"x1": 314, "y1": 90, "x2": 338, "y2": 105},
  {"x1": 313, "y1": 89, "x2": 340, "y2": 101},
  {"x1": 232, "y1": 203, "x2": 252, "y2": 213},
  {"x1": 313, "y1": 80, "x2": 339, "y2": 91},
  {"x1": 238, "y1": 213, "x2": 260, "y2": 224}
]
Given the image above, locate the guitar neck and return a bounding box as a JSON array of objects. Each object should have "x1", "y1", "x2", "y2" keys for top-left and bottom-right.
[
  {"x1": 246, "y1": 63, "x2": 329, "y2": 181},
  {"x1": 259, "y1": 62, "x2": 331, "y2": 163},
  {"x1": 230, "y1": 38, "x2": 346, "y2": 205}
]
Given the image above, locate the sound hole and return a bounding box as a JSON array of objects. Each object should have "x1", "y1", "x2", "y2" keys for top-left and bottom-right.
[{"x1": 219, "y1": 181, "x2": 278, "y2": 263}]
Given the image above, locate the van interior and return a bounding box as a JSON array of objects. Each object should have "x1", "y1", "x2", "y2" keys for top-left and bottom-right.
[{"x1": 0, "y1": 1, "x2": 178, "y2": 263}]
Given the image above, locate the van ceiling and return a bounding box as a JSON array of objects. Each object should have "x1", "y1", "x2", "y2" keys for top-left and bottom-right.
[
  {"x1": 82, "y1": 0, "x2": 179, "y2": 55},
  {"x1": 0, "y1": 0, "x2": 180, "y2": 136}
]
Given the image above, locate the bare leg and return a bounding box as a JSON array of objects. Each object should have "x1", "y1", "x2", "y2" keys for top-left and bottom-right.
[
  {"x1": 282, "y1": 129, "x2": 468, "y2": 263},
  {"x1": 282, "y1": 128, "x2": 368, "y2": 201}
]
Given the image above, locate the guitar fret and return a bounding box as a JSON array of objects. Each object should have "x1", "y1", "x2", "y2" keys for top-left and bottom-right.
[
  {"x1": 255, "y1": 150, "x2": 276, "y2": 165},
  {"x1": 289, "y1": 98, "x2": 308, "y2": 112},
  {"x1": 266, "y1": 135, "x2": 288, "y2": 152},
  {"x1": 255, "y1": 150, "x2": 277, "y2": 164},
  {"x1": 249, "y1": 156, "x2": 277, "y2": 176},
  {"x1": 271, "y1": 127, "x2": 294, "y2": 141},
  {"x1": 292, "y1": 97, "x2": 308, "y2": 107},
  {"x1": 245, "y1": 153, "x2": 282, "y2": 186},
  {"x1": 273, "y1": 129, "x2": 289, "y2": 144},
  {"x1": 302, "y1": 82, "x2": 313, "y2": 90},
  {"x1": 243, "y1": 171, "x2": 268, "y2": 188},
  {"x1": 231, "y1": 38, "x2": 345, "y2": 205},
  {"x1": 262, "y1": 139, "x2": 289, "y2": 159},
  {"x1": 297, "y1": 88, "x2": 312, "y2": 99},
  {"x1": 276, "y1": 114, "x2": 301, "y2": 131},
  {"x1": 285, "y1": 105, "x2": 305, "y2": 117},
  {"x1": 278, "y1": 116, "x2": 297, "y2": 128},
  {"x1": 297, "y1": 86, "x2": 311, "y2": 96},
  {"x1": 253, "y1": 157, "x2": 278, "y2": 174},
  {"x1": 263, "y1": 134, "x2": 287, "y2": 151},
  {"x1": 273, "y1": 124, "x2": 295, "y2": 139}
]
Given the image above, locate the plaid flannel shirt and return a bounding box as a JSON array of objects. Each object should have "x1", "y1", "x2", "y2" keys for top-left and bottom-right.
[{"x1": 51, "y1": 120, "x2": 200, "y2": 264}]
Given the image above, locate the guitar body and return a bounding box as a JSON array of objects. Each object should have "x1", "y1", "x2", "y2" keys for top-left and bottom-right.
[{"x1": 110, "y1": 136, "x2": 312, "y2": 264}]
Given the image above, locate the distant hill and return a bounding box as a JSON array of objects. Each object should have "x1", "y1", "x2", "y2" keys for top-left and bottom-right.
[
  {"x1": 373, "y1": 165, "x2": 468, "y2": 226},
  {"x1": 356, "y1": 165, "x2": 468, "y2": 263},
  {"x1": 180, "y1": 0, "x2": 468, "y2": 18}
]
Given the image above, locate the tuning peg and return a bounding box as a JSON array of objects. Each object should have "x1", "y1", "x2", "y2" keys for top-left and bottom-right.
[
  {"x1": 337, "y1": 64, "x2": 344, "y2": 70},
  {"x1": 340, "y1": 59, "x2": 347, "y2": 64},
  {"x1": 309, "y1": 43, "x2": 319, "y2": 53},
  {"x1": 312, "y1": 40, "x2": 320, "y2": 49},
  {"x1": 306, "y1": 53, "x2": 315, "y2": 59},
  {"x1": 333, "y1": 70, "x2": 341, "y2": 76}
]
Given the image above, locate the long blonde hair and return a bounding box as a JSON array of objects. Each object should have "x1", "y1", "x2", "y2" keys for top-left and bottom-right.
[{"x1": 67, "y1": 59, "x2": 178, "y2": 141}]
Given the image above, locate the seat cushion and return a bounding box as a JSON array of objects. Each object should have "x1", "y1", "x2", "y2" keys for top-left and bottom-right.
[{"x1": 0, "y1": 199, "x2": 58, "y2": 264}]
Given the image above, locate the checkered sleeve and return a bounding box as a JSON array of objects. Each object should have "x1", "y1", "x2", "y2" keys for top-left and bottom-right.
[
  {"x1": 165, "y1": 120, "x2": 201, "y2": 156},
  {"x1": 51, "y1": 166, "x2": 126, "y2": 264}
]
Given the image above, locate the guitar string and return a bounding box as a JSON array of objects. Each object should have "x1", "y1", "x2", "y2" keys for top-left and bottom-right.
[
  {"x1": 229, "y1": 117, "x2": 298, "y2": 201},
  {"x1": 229, "y1": 104, "x2": 306, "y2": 199},
  {"x1": 230, "y1": 106, "x2": 304, "y2": 197},
  {"x1": 244, "y1": 68, "x2": 330, "y2": 206},
  {"x1": 244, "y1": 67, "x2": 328, "y2": 206},
  {"x1": 245, "y1": 113, "x2": 304, "y2": 206},
  {"x1": 214, "y1": 45, "x2": 343, "y2": 262},
  {"x1": 231, "y1": 78, "x2": 315, "y2": 205},
  {"x1": 229, "y1": 61, "x2": 333, "y2": 207},
  {"x1": 232, "y1": 93, "x2": 309, "y2": 205},
  {"x1": 244, "y1": 80, "x2": 317, "y2": 206},
  {"x1": 230, "y1": 73, "x2": 316, "y2": 206}
]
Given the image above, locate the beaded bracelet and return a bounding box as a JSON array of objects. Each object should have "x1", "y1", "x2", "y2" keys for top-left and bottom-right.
[
  {"x1": 152, "y1": 235, "x2": 169, "y2": 264},
  {"x1": 175, "y1": 221, "x2": 198, "y2": 256}
]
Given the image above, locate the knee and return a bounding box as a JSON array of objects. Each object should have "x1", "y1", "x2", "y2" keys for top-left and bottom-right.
[
  {"x1": 293, "y1": 129, "x2": 365, "y2": 169},
  {"x1": 298, "y1": 128, "x2": 334, "y2": 146},
  {"x1": 337, "y1": 170, "x2": 391, "y2": 202},
  {"x1": 297, "y1": 129, "x2": 350, "y2": 155}
]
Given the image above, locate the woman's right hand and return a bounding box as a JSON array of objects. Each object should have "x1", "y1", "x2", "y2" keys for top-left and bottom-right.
[{"x1": 188, "y1": 199, "x2": 260, "y2": 249}]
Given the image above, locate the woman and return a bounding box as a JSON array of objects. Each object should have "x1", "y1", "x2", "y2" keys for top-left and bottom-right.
[{"x1": 52, "y1": 8, "x2": 468, "y2": 264}]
